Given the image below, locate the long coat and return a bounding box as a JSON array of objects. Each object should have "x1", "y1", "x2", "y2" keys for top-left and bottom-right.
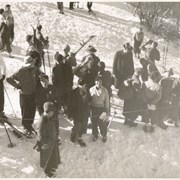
[
  {"x1": 37, "y1": 115, "x2": 60, "y2": 170},
  {"x1": 113, "y1": 50, "x2": 134, "y2": 88},
  {"x1": 123, "y1": 74, "x2": 142, "y2": 120},
  {"x1": 67, "y1": 85, "x2": 90, "y2": 123},
  {"x1": 52, "y1": 61, "x2": 73, "y2": 96}
]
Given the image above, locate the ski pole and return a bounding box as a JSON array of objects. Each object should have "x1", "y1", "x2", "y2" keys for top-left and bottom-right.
[
  {"x1": 107, "y1": 110, "x2": 117, "y2": 129},
  {"x1": 42, "y1": 141, "x2": 56, "y2": 175},
  {"x1": 4, "y1": 86, "x2": 17, "y2": 117},
  {"x1": 47, "y1": 50, "x2": 51, "y2": 75},
  {"x1": 42, "y1": 55, "x2": 46, "y2": 74},
  {"x1": 3, "y1": 122, "x2": 15, "y2": 148}
]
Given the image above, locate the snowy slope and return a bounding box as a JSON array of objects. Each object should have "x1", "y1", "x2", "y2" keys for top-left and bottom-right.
[{"x1": 0, "y1": 2, "x2": 180, "y2": 178}]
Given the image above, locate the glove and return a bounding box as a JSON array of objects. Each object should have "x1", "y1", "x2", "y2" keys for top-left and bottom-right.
[
  {"x1": 0, "y1": 75, "x2": 5, "y2": 81},
  {"x1": 17, "y1": 83, "x2": 22, "y2": 90},
  {"x1": 41, "y1": 143, "x2": 49, "y2": 150}
]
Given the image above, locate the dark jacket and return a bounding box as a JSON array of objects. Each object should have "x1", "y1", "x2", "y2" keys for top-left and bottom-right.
[
  {"x1": 7, "y1": 66, "x2": 40, "y2": 95},
  {"x1": 37, "y1": 115, "x2": 60, "y2": 169},
  {"x1": 99, "y1": 70, "x2": 113, "y2": 97},
  {"x1": 123, "y1": 74, "x2": 142, "y2": 120},
  {"x1": 113, "y1": 50, "x2": 134, "y2": 84},
  {"x1": 52, "y1": 61, "x2": 73, "y2": 96},
  {"x1": 67, "y1": 85, "x2": 90, "y2": 122},
  {"x1": 36, "y1": 83, "x2": 58, "y2": 108}
]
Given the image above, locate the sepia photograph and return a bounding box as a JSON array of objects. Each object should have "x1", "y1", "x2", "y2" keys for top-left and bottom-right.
[{"x1": 0, "y1": 1, "x2": 180, "y2": 178}]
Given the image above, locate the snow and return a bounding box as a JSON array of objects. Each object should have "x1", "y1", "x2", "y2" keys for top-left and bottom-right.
[{"x1": 0, "y1": 2, "x2": 180, "y2": 178}]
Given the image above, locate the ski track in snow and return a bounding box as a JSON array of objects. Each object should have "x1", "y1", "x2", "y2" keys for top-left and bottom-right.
[{"x1": 0, "y1": 2, "x2": 180, "y2": 178}]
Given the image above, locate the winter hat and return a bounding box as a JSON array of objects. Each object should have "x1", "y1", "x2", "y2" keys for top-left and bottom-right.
[
  {"x1": 149, "y1": 71, "x2": 161, "y2": 81},
  {"x1": 54, "y1": 52, "x2": 64, "y2": 62},
  {"x1": 23, "y1": 56, "x2": 35, "y2": 67},
  {"x1": 26, "y1": 35, "x2": 33, "y2": 42},
  {"x1": 98, "y1": 61, "x2": 105, "y2": 70},
  {"x1": 86, "y1": 45, "x2": 97, "y2": 53},
  {"x1": 152, "y1": 41, "x2": 158, "y2": 48},
  {"x1": 43, "y1": 102, "x2": 54, "y2": 112},
  {"x1": 37, "y1": 25, "x2": 42, "y2": 31},
  {"x1": 0, "y1": 9, "x2": 4, "y2": 15},
  {"x1": 123, "y1": 42, "x2": 133, "y2": 51},
  {"x1": 140, "y1": 58, "x2": 148, "y2": 66},
  {"x1": 63, "y1": 44, "x2": 70, "y2": 52}
]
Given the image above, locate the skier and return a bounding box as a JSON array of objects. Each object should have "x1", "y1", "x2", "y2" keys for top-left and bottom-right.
[
  {"x1": 113, "y1": 42, "x2": 134, "y2": 89},
  {"x1": 3, "y1": 4, "x2": 14, "y2": 45},
  {"x1": 63, "y1": 44, "x2": 77, "y2": 67},
  {"x1": 89, "y1": 76, "x2": 109, "y2": 142},
  {"x1": 35, "y1": 25, "x2": 49, "y2": 71},
  {"x1": 141, "y1": 71, "x2": 162, "y2": 133},
  {"x1": 52, "y1": 52, "x2": 73, "y2": 114},
  {"x1": 0, "y1": 9, "x2": 13, "y2": 58},
  {"x1": 36, "y1": 102, "x2": 60, "y2": 177},
  {"x1": 36, "y1": 74, "x2": 60, "y2": 143},
  {"x1": 57, "y1": 2, "x2": 64, "y2": 14},
  {"x1": 133, "y1": 27, "x2": 144, "y2": 58},
  {"x1": 98, "y1": 61, "x2": 113, "y2": 98},
  {"x1": 76, "y1": 45, "x2": 100, "y2": 88},
  {"x1": 0, "y1": 53, "x2": 7, "y2": 119},
  {"x1": 87, "y1": 2, "x2": 93, "y2": 13},
  {"x1": 67, "y1": 79, "x2": 91, "y2": 146},
  {"x1": 6, "y1": 56, "x2": 41, "y2": 136},
  {"x1": 141, "y1": 40, "x2": 160, "y2": 63}
]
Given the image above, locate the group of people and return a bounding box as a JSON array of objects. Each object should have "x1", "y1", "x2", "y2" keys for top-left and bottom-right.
[
  {"x1": 113, "y1": 27, "x2": 180, "y2": 133},
  {"x1": 0, "y1": 4, "x2": 14, "y2": 58},
  {"x1": 57, "y1": 2, "x2": 93, "y2": 15},
  {"x1": 0, "y1": 3, "x2": 180, "y2": 176}
]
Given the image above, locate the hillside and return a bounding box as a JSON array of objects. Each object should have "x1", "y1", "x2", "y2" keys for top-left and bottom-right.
[{"x1": 0, "y1": 2, "x2": 180, "y2": 178}]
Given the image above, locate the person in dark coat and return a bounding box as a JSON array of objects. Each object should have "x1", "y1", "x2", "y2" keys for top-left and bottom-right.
[
  {"x1": 141, "y1": 40, "x2": 160, "y2": 63},
  {"x1": 67, "y1": 79, "x2": 91, "y2": 146},
  {"x1": 98, "y1": 61, "x2": 113, "y2": 97},
  {"x1": 35, "y1": 25, "x2": 49, "y2": 71},
  {"x1": 63, "y1": 44, "x2": 77, "y2": 67},
  {"x1": 141, "y1": 71, "x2": 162, "y2": 133},
  {"x1": 139, "y1": 58, "x2": 148, "y2": 82},
  {"x1": 36, "y1": 74, "x2": 60, "y2": 141},
  {"x1": 123, "y1": 68, "x2": 142, "y2": 127},
  {"x1": 113, "y1": 42, "x2": 134, "y2": 89},
  {"x1": 69, "y1": 2, "x2": 75, "y2": 10},
  {"x1": 157, "y1": 76, "x2": 180, "y2": 128},
  {"x1": 133, "y1": 27, "x2": 144, "y2": 58},
  {"x1": 3, "y1": 4, "x2": 14, "y2": 45},
  {"x1": 76, "y1": 45, "x2": 100, "y2": 89},
  {"x1": 6, "y1": 56, "x2": 41, "y2": 135},
  {"x1": 0, "y1": 53, "x2": 7, "y2": 119},
  {"x1": 36, "y1": 102, "x2": 60, "y2": 177},
  {"x1": 87, "y1": 2, "x2": 93, "y2": 13},
  {"x1": 52, "y1": 52, "x2": 73, "y2": 114},
  {"x1": 0, "y1": 9, "x2": 13, "y2": 58},
  {"x1": 57, "y1": 2, "x2": 64, "y2": 14}
]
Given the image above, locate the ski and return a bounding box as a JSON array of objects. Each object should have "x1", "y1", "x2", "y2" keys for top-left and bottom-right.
[
  {"x1": 1, "y1": 118, "x2": 36, "y2": 139},
  {"x1": 73, "y1": 35, "x2": 96, "y2": 56},
  {"x1": 1, "y1": 118, "x2": 26, "y2": 139}
]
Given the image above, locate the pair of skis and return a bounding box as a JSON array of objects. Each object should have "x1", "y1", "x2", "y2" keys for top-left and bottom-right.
[{"x1": 1, "y1": 118, "x2": 36, "y2": 140}]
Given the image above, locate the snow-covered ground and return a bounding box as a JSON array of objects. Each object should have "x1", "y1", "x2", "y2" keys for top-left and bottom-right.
[{"x1": 1, "y1": 2, "x2": 180, "y2": 178}]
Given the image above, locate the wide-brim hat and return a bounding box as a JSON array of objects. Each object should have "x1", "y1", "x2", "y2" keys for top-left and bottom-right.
[
  {"x1": 23, "y1": 56, "x2": 35, "y2": 67},
  {"x1": 86, "y1": 45, "x2": 97, "y2": 53}
]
